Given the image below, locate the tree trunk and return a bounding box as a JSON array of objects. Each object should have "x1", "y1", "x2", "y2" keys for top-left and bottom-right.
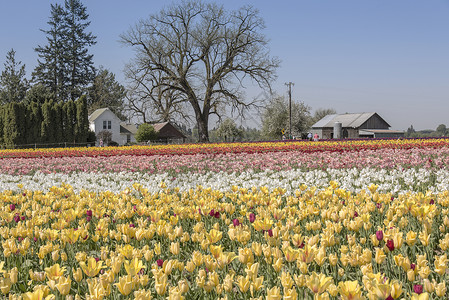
[{"x1": 196, "y1": 115, "x2": 209, "y2": 142}]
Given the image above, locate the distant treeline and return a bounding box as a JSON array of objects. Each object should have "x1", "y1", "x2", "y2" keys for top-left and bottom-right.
[{"x1": 0, "y1": 96, "x2": 91, "y2": 147}]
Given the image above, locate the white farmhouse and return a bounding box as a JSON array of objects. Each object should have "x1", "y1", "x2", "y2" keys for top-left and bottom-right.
[{"x1": 89, "y1": 108, "x2": 137, "y2": 146}]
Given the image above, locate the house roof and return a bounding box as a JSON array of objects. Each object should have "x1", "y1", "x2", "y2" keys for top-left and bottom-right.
[
  {"x1": 88, "y1": 108, "x2": 110, "y2": 122},
  {"x1": 120, "y1": 123, "x2": 138, "y2": 135},
  {"x1": 152, "y1": 122, "x2": 169, "y2": 132},
  {"x1": 312, "y1": 112, "x2": 390, "y2": 128},
  {"x1": 151, "y1": 122, "x2": 186, "y2": 139}
]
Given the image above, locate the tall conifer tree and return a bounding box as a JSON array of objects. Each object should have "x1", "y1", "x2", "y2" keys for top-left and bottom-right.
[
  {"x1": 33, "y1": 4, "x2": 67, "y2": 102},
  {"x1": 0, "y1": 49, "x2": 29, "y2": 104},
  {"x1": 64, "y1": 0, "x2": 96, "y2": 101},
  {"x1": 33, "y1": 0, "x2": 96, "y2": 102}
]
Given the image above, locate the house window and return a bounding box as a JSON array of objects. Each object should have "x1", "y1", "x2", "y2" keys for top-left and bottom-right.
[
  {"x1": 127, "y1": 134, "x2": 131, "y2": 143},
  {"x1": 103, "y1": 120, "x2": 112, "y2": 130}
]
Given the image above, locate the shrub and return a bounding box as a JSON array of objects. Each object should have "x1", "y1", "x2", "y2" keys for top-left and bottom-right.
[{"x1": 135, "y1": 123, "x2": 158, "y2": 142}]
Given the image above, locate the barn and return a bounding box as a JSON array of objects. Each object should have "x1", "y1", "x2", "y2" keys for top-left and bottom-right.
[{"x1": 311, "y1": 112, "x2": 404, "y2": 139}]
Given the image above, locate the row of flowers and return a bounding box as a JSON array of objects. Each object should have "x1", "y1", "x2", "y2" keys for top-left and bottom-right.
[
  {"x1": 0, "y1": 182, "x2": 448, "y2": 299},
  {"x1": 0, "y1": 167, "x2": 446, "y2": 195},
  {"x1": 1, "y1": 146, "x2": 449, "y2": 176},
  {"x1": 1, "y1": 138, "x2": 449, "y2": 159}
]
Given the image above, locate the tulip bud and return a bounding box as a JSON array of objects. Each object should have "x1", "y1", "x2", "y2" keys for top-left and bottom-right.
[
  {"x1": 407, "y1": 269, "x2": 415, "y2": 281},
  {"x1": 435, "y1": 282, "x2": 447, "y2": 297}
]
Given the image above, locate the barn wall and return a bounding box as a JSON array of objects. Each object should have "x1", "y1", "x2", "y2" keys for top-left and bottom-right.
[{"x1": 359, "y1": 114, "x2": 389, "y2": 129}]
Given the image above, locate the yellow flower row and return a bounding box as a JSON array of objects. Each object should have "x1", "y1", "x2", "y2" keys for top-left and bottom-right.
[{"x1": 0, "y1": 182, "x2": 448, "y2": 298}]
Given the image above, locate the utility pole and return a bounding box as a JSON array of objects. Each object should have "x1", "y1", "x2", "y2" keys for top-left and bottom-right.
[{"x1": 285, "y1": 82, "x2": 294, "y2": 139}]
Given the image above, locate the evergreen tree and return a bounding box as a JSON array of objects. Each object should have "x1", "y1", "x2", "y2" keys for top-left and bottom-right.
[
  {"x1": 75, "y1": 95, "x2": 88, "y2": 143},
  {"x1": 0, "y1": 106, "x2": 4, "y2": 145},
  {"x1": 41, "y1": 100, "x2": 56, "y2": 143},
  {"x1": 87, "y1": 67, "x2": 126, "y2": 119},
  {"x1": 33, "y1": 0, "x2": 96, "y2": 102},
  {"x1": 33, "y1": 3, "x2": 67, "y2": 102},
  {"x1": 3, "y1": 102, "x2": 26, "y2": 146},
  {"x1": 0, "y1": 49, "x2": 29, "y2": 104},
  {"x1": 24, "y1": 84, "x2": 53, "y2": 105},
  {"x1": 63, "y1": 100, "x2": 76, "y2": 143},
  {"x1": 28, "y1": 102, "x2": 43, "y2": 144},
  {"x1": 54, "y1": 102, "x2": 64, "y2": 143},
  {"x1": 64, "y1": 0, "x2": 97, "y2": 101}
]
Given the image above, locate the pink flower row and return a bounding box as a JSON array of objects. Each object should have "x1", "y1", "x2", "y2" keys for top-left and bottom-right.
[{"x1": 0, "y1": 146, "x2": 448, "y2": 176}]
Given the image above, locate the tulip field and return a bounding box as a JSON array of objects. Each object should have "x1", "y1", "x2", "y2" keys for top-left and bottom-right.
[{"x1": 0, "y1": 139, "x2": 448, "y2": 299}]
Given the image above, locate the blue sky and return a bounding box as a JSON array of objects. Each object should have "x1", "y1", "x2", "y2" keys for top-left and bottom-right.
[{"x1": 1, "y1": 0, "x2": 448, "y2": 131}]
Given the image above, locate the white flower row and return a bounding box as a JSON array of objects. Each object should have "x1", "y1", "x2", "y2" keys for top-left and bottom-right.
[{"x1": 0, "y1": 167, "x2": 447, "y2": 195}]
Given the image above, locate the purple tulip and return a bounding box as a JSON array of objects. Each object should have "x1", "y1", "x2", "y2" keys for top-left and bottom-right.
[
  {"x1": 214, "y1": 211, "x2": 220, "y2": 218},
  {"x1": 376, "y1": 230, "x2": 383, "y2": 241},
  {"x1": 413, "y1": 284, "x2": 423, "y2": 294},
  {"x1": 232, "y1": 219, "x2": 240, "y2": 227},
  {"x1": 267, "y1": 229, "x2": 273, "y2": 237},
  {"x1": 86, "y1": 210, "x2": 93, "y2": 217},
  {"x1": 209, "y1": 209, "x2": 215, "y2": 217},
  {"x1": 386, "y1": 239, "x2": 394, "y2": 251},
  {"x1": 157, "y1": 259, "x2": 164, "y2": 267},
  {"x1": 9, "y1": 204, "x2": 15, "y2": 211},
  {"x1": 249, "y1": 213, "x2": 256, "y2": 223}
]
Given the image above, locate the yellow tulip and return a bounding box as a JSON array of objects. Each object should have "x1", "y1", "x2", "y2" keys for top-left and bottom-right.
[
  {"x1": 236, "y1": 275, "x2": 250, "y2": 293},
  {"x1": 87, "y1": 278, "x2": 106, "y2": 300},
  {"x1": 207, "y1": 229, "x2": 222, "y2": 244},
  {"x1": 45, "y1": 264, "x2": 66, "y2": 281},
  {"x1": 375, "y1": 248, "x2": 386, "y2": 264},
  {"x1": 124, "y1": 257, "x2": 145, "y2": 276},
  {"x1": 280, "y1": 272, "x2": 294, "y2": 289},
  {"x1": 22, "y1": 288, "x2": 48, "y2": 300},
  {"x1": 223, "y1": 273, "x2": 234, "y2": 292},
  {"x1": 80, "y1": 258, "x2": 105, "y2": 277},
  {"x1": 178, "y1": 279, "x2": 189, "y2": 294},
  {"x1": 390, "y1": 280, "x2": 403, "y2": 299},
  {"x1": 314, "y1": 247, "x2": 326, "y2": 266},
  {"x1": 168, "y1": 286, "x2": 184, "y2": 300},
  {"x1": 435, "y1": 282, "x2": 447, "y2": 297},
  {"x1": 328, "y1": 253, "x2": 338, "y2": 266},
  {"x1": 170, "y1": 242, "x2": 180, "y2": 255},
  {"x1": 283, "y1": 287, "x2": 298, "y2": 300},
  {"x1": 266, "y1": 286, "x2": 281, "y2": 300},
  {"x1": 338, "y1": 280, "x2": 363, "y2": 300},
  {"x1": 410, "y1": 292, "x2": 429, "y2": 300},
  {"x1": 115, "y1": 275, "x2": 133, "y2": 296},
  {"x1": 327, "y1": 283, "x2": 338, "y2": 297},
  {"x1": 434, "y1": 254, "x2": 448, "y2": 276},
  {"x1": 155, "y1": 274, "x2": 168, "y2": 295},
  {"x1": 134, "y1": 289, "x2": 152, "y2": 300},
  {"x1": 406, "y1": 231, "x2": 417, "y2": 246},
  {"x1": 306, "y1": 272, "x2": 333, "y2": 294},
  {"x1": 9, "y1": 267, "x2": 18, "y2": 284},
  {"x1": 56, "y1": 276, "x2": 71, "y2": 296},
  {"x1": 272, "y1": 257, "x2": 283, "y2": 272},
  {"x1": 73, "y1": 268, "x2": 83, "y2": 282},
  {"x1": 0, "y1": 277, "x2": 12, "y2": 295},
  {"x1": 239, "y1": 248, "x2": 254, "y2": 265}
]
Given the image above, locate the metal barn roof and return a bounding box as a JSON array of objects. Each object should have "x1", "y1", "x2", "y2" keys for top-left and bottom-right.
[{"x1": 312, "y1": 112, "x2": 390, "y2": 128}]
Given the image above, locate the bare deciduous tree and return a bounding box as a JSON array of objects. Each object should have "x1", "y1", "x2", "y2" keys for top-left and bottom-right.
[{"x1": 120, "y1": 1, "x2": 279, "y2": 142}]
